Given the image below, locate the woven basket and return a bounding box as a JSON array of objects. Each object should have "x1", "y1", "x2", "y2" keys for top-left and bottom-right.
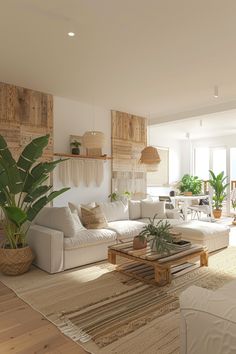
[{"x1": 0, "y1": 246, "x2": 34, "y2": 275}]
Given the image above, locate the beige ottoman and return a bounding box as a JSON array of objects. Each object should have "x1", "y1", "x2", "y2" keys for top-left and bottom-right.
[{"x1": 173, "y1": 220, "x2": 230, "y2": 252}]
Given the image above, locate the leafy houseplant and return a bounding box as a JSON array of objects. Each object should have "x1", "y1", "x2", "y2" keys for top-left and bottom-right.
[
  {"x1": 137, "y1": 215, "x2": 174, "y2": 253},
  {"x1": 70, "y1": 140, "x2": 81, "y2": 155},
  {"x1": 179, "y1": 174, "x2": 202, "y2": 196},
  {"x1": 0, "y1": 134, "x2": 69, "y2": 275},
  {"x1": 209, "y1": 170, "x2": 229, "y2": 219},
  {"x1": 232, "y1": 200, "x2": 236, "y2": 225},
  {"x1": 108, "y1": 191, "x2": 131, "y2": 202}
]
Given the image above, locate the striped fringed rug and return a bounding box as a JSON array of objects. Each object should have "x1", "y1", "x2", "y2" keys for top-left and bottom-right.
[
  {"x1": 1, "y1": 247, "x2": 236, "y2": 353},
  {"x1": 54, "y1": 284, "x2": 179, "y2": 348}
]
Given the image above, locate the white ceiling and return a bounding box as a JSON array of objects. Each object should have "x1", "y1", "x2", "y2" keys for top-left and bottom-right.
[
  {"x1": 1, "y1": 0, "x2": 236, "y2": 120},
  {"x1": 151, "y1": 109, "x2": 236, "y2": 140}
]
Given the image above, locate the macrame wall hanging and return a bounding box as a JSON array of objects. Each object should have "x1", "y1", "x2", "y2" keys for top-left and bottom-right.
[{"x1": 58, "y1": 158, "x2": 104, "y2": 187}]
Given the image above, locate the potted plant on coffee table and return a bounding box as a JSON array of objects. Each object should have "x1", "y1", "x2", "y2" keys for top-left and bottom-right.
[
  {"x1": 209, "y1": 170, "x2": 229, "y2": 219},
  {"x1": 136, "y1": 215, "x2": 174, "y2": 253},
  {"x1": 0, "y1": 134, "x2": 69, "y2": 275}
]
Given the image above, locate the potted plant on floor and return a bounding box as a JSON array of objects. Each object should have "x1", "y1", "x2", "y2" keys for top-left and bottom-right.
[
  {"x1": 0, "y1": 134, "x2": 69, "y2": 275},
  {"x1": 136, "y1": 215, "x2": 174, "y2": 253},
  {"x1": 209, "y1": 170, "x2": 229, "y2": 219},
  {"x1": 178, "y1": 174, "x2": 202, "y2": 196}
]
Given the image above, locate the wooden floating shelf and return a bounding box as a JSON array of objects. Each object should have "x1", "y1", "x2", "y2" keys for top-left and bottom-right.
[{"x1": 54, "y1": 153, "x2": 112, "y2": 160}]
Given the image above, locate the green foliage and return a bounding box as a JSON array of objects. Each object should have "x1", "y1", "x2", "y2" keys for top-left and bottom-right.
[
  {"x1": 70, "y1": 140, "x2": 81, "y2": 148},
  {"x1": 179, "y1": 174, "x2": 202, "y2": 195},
  {"x1": 0, "y1": 134, "x2": 69, "y2": 249},
  {"x1": 138, "y1": 215, "x2": 174, "y2": 254},
  {"x1": 209, "y1": 170, "x2": 229, "y2": 210},
  {"x1": 108, "y1": 191, "x2": 131, "y2": 202}
]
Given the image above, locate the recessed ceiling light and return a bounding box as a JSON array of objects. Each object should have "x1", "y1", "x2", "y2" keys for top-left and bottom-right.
[{"x1": 68, "y1": 32, "x2": 75, "y2": 37}]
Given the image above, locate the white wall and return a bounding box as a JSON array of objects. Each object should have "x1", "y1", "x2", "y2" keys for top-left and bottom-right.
[
  {"x1": 147, "y1": 125, "x2": 183, "y2": 196},
  {"x1": 53, "y1": 96, "x2": 111, "y2": 206}
]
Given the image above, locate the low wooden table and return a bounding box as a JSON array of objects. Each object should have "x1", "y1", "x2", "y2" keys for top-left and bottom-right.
[{"x1": 108, "y1": 242, "x2": 208, "y2": 286}]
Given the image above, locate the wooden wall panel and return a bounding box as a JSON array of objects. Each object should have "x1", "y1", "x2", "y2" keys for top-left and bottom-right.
[
  {"x1": 111, "y1": 110, "x2": 147, "y2": 197},
  {"x1": 0, "y1": 82, "x2": 53, "y2": 161}
]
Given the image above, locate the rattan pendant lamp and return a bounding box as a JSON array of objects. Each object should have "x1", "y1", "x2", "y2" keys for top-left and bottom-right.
[
  {"x1": 140, "y1": 114, "x2": 161, "y2": 171},
  {"x1": 82, "y1": 106, "x2": 106, "y2": 149}
]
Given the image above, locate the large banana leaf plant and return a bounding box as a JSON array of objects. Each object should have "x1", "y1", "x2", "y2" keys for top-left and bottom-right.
[
  {"x1": 209, "y1": 170, "x2": 229, "y2": 210},
  {"x1": 0, "y1": 134, "x2": 69, "y2": 249}
]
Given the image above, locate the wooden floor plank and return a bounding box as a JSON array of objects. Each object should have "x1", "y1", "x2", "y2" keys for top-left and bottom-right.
[{"x1": 0, "y1": 282, "x2": 87, "y2": 354}]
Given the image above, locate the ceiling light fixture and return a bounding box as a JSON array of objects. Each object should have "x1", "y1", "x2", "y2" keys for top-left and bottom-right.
[
  {"x1": 68, "y1": 32, "x2": 75, "y2": 37},
  {"x1": 214, "y1": 85, "x2": 219, "y2": 98}
]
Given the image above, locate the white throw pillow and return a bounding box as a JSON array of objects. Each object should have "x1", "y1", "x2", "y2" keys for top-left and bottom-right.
[
  {"x1": 99, "y1": 201, "x2": 129, "y2": 222},
  {"x1": 141, "y1": 201, "x2": 166, "y2": 219},
  {"x1": 35, "y1": 207, "x2": 84, "y2": 237},
  {"x1": 68, "y1": 202, "x2": 96, "y2": 218},
  {"x1": 128, "y1": 200, "x2": 141, "y2": 220}
]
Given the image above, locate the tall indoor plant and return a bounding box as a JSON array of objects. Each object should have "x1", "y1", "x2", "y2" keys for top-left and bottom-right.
[
  {"x1": 0, "y1": 134, "x2": 69, "y2": 275},
  {"x1": 209, "y1": 170, "x2": 229, "y2": 219}
]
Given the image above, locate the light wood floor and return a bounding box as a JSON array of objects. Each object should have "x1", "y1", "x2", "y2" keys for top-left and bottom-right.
[{"x1": 0, "y1": 282, "x2": 87, "y2": 354}]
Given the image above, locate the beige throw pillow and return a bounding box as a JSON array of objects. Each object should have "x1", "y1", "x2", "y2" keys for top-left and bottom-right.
[{"x1": 81, "y1": 205, "x2": 108, "y2": 229}]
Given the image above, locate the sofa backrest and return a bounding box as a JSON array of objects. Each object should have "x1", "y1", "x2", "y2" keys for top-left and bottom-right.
[{"x1": 99, "y1": 201, "x2": 129, "y2": 222}]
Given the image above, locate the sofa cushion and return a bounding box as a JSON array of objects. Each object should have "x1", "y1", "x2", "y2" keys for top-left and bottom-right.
[
  {"x1": 141, "y1": 200, "x2": 166, "y2": 219},
  {"x1": 172, "y1": 221, "x2": 230, "y2": 241},
  {"x1": 34, "y1": 207, "x2": 84, "y2": 238},
  {"x1": 64, "y1": 228, "x2": 117, "y2": 249},
  {"x1": 138, "y1": 218, "x2": 183, "y2": 227},
  {"x1": 129, "y1": 200, "x2": 141, "y2": 220},
  {"x1": 81, "y1": 205, "x2": 108, "y2": 229},
  {"x1": 107, "y1": 220, "x2": 146, "y2": 240},
  {"x1": 99, "y1": 201, "x2": 129, "y2": 222},
  {"x1": 68, "y1": 201, "x2": 96, "y2": 218}
]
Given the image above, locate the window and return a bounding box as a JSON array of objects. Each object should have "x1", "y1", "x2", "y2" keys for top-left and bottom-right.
[
  {"x1": 212, "y1": 148, "x2": 226, "y2": 176},
  {"x1": 194, "y1": 147, "x2": 209, "y2": 180},
  {"x1": 147, "y1": 147, "x2": 169, "y2": 186}
]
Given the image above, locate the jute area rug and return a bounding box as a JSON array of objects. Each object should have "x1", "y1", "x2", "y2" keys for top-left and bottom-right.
[{"x1": 1, "y1": 247, "x2": 236, "y2": 354}]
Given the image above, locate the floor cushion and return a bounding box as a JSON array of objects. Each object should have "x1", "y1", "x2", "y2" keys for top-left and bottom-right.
[{"x1": 172, "y1": 220, "x2": 230, "y2": 252}]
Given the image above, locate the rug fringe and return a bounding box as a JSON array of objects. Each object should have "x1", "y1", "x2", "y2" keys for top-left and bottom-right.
[{"x1": 52, "y1": 314, "x2": 92, "y2": 343}]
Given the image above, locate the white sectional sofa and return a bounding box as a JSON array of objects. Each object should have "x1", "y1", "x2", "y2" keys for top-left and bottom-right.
[
  {"x1": 28, "y1": 199, "x2": 230, "y2": 274},
  {"x1": 179, "y1": 280, "x2": 236, "y2": 354},
  {"x1": 28, "y1": 200, "x2": 182, "y2": 273}
]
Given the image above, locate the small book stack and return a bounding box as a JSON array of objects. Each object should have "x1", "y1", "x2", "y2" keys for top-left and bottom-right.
[{"x1": 172, "y1": 240, "x2": 192, "y2": 251}]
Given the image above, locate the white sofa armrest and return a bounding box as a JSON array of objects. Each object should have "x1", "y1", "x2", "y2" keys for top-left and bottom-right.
[
  {"x1": 166, "y1": 209, "x2": 181, "y2": 219},
  {"x1": 179, "y1": 285, "x2": 236, "y2": 354},
  {"x1": 28, "y1": 224, "x2": 64, "y2": 274}
]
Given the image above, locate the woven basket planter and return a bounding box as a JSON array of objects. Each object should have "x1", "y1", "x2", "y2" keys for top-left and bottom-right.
[{"x1": 0, "y1": 246, "x2": 34, "y2": 275}]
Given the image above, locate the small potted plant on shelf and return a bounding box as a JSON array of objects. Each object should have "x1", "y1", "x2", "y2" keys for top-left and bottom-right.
[
  {"x1": 209, "y1": 170, "x2": 229, "y2": 219},
  {"x1": 0, "y1": 134, "x2": 69, "y2": 275},
  {"x1": 70, "y1": 140, "x2": 81, "y2": 155},
  {"x1": 178, "y1": 174, "x2": 202, "y2": 196},
  {"x1": 135, "y1": 215, "x2": 174, "y2": 253}
]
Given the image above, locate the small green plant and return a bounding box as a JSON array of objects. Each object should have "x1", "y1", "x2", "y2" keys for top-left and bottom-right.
[
  {"x1": 70, "y1": 140, "x2": 81, "y2": 148},
  {"x1": 209, "y1": 170, "x2": 229, "y2": 210},
  {"x1": 108, "y1": 191, "x2": 131, "y2": 202},
  {"x1": 178, "y1": 174, "x2": 202, "y2": 195},
  {"x1": 138, "y1": 215, "x2": 174, "y2": 254}
]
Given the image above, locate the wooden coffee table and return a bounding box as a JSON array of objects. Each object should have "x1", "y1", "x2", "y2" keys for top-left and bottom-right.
[{"x1": 108, "y1": 242, "x2": 208, "y2": 286}]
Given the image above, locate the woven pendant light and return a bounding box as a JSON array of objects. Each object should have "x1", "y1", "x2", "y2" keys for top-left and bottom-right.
[
  {"x1": 140, "y1": 146, "x2": 161, "y2": 171},
  {"x1": 83, "y1": 131, "x2": 105, "y2": 149}
]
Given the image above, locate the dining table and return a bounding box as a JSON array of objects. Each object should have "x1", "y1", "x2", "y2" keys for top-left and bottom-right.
[{"x1": 173, "y1": 194, "x2": 212, "y2": 221}]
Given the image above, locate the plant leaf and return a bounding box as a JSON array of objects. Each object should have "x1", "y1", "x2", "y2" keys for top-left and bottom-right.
[
  {"x1": 17, "y1": 135, "x2": 49, "y2": 181},
  {"x1": 4, "y1": 207, "x2": 28, "y2": 227},
  {"x1": 27, "y1": 187, "x2": 70, "y2": 221}
]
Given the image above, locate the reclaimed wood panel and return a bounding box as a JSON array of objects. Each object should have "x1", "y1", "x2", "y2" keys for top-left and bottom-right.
[
  {"x1": 0, "y1": 82, "x2": 53, "y2": 161},
  {"x1": 111, "y1": 110, "x2": 147, "y2": 196}
]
